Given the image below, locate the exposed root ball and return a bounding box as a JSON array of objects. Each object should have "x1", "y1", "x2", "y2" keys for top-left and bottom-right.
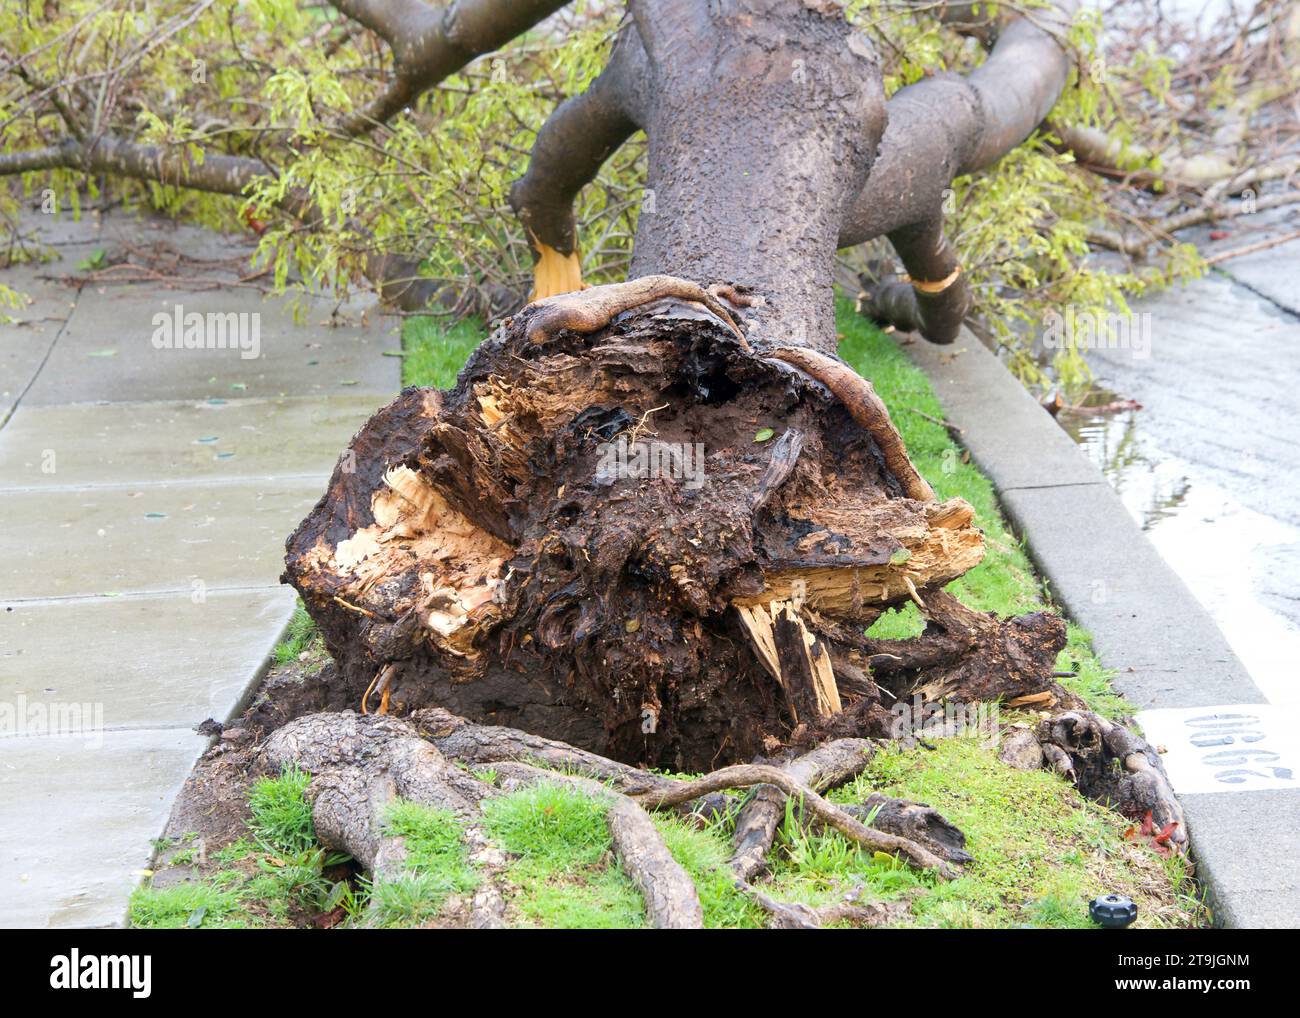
[{"x1": 286, "y1": 295, "x2": 1063, "y2": 770}]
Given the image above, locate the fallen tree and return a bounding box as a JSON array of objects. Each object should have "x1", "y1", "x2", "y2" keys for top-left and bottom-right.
[
  {"x1": 5, "y1": 0, "x2": 1191, "y2": 916},
  {"x1": 284, "y1": 0, "x2": 1086, "y2": 773},
  {"x1": 278, "y1": 1, "x2": 1185, "y2": 839}
]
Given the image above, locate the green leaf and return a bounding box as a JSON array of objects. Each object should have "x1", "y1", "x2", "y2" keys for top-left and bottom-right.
[
  {"x1": 753, "y1": 428, "x2": 775, "y2": 443},
  {"x1": 77, "y1": 249, "x2": 107, "y2": 271}
]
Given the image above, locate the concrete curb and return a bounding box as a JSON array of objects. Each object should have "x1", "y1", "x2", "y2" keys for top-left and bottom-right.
[{"x1": 902, "y1": 329, "x2": 1300, "y2": 929}]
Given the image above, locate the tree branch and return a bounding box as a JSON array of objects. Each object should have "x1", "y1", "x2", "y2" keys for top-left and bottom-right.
[
  {"x1": 508, "y1": 24, "x2": 650, "y2": 296},
  {"x1": 0, "y1": 142, "x2": 79, "y2": 175},
  {"x1": 331, "y1": 0, "x2": 572, "y2": 136},
  {"x1": 509, "y1": 26, "x2": 646, "y2": 260},
  {"x1": 836, "y1": 1, "x2": 1077, "y2": 342}
]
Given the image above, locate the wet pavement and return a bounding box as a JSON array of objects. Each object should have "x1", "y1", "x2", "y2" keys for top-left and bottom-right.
[
  {"x1": 0, "y1": 209, "x2": 400, "y2": 927},
  {"x1": 1061, "y1": 210, "x2": 1300, "y2": 707}
]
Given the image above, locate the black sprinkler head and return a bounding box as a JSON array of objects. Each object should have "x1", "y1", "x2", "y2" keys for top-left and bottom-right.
[{"x1": 1089, "y1": 894, "x2": 1138, "y2": 929}]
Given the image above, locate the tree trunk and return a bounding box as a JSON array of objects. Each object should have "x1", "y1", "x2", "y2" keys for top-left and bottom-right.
[{"x1": 284, "y1": 0, "x2": 1068, "y2": 772}]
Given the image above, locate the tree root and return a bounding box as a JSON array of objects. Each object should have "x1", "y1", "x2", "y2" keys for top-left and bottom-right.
[
  {"x1": 631, "y1": 763, "x2": 959, "y2": 879},
  {"x1": 730, "y1": 738, "x2": 878, "y2": 882},
  {"x1": 261, "y1": 711, "x2": 487, "y2": 882},
  {"x1": 490, "y1": 761, "x2": 704, "y2": 928},
  {"x1": 251, "y1": 699, "x2": 1187, "y2": 929},
  {"x1": 256, "y1": 706, "x2": 976, "y2": 930},
  {"x1": 413, "y1": 708, "x2": 956, "y2": 879},
  {"x1": 1004, "y1": 710, "x2": 1189, "y2": 855},
  {"x1": 853, "y1": 589, "x2": 1071, "y2": 707},
  {"x1": 523, "y1": 273, "x2": 747, "y2": 347},
  {"x1": 735, "y1": 880, "x2": 913, "y2": 930},
  {"x1": 288, "y1": 298, "x2": 1005, "y2": 770},
  {"x1": 412, "y1": 707, "x2": 681, "y2": 799},
  {"x1": 839, "y1": 796, "x2": 973, "y2": 866}
]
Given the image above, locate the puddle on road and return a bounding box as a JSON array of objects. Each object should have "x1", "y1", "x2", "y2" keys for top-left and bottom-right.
[{"x1": 1060, "y1": 396, "x2": 1300, "y2": 706}]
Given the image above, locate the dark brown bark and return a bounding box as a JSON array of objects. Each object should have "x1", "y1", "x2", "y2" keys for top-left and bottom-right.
[
  {"x1": 817, "y1": 590, "x2": 1066, "y2": 713},
  {"x1": 857, "y1": 216, "x2": 971, "y2": 345},
  {"x1": 624, "y1": 0, "x2": 886, "y2": 351}
]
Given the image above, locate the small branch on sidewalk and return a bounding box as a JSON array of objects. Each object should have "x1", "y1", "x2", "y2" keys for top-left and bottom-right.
[{"x1": 1203, "y1": 229, "x2": 1300, "y2": 267}]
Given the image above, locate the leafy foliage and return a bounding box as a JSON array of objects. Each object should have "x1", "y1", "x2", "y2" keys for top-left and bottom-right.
[{"x1": 1, "y1": 0, "x2": 1244, "y2": 390}]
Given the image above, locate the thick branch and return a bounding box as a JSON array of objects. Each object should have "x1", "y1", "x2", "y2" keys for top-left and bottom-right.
[
  {"x1": 836, "y1": 2, "x2": 1074, "y2": 343},
  {"x1": 838, "y1": 1, "x2": 1078, "y2": 246},
  {"x1": 509, "y1": 26, "x2": 647, "y2": 265},
  {"x1": 0, "y1": 142, "x2": 78, "y2": 175},
  {"x1": 860, "y1": 213, "x2": 972, "y2": 344},
  {"x1": 332, "y1": 0, "x2": 571, "y2": 136}
]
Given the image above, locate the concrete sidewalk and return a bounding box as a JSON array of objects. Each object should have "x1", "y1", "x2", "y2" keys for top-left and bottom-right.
[{"x1": 0, "y1": 209, "x2": 400, "y2": 927}]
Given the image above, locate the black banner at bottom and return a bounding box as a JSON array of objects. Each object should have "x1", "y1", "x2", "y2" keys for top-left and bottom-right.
[{"x1": 0, "y1": 928, "x2": 1278, "y2": 1004}]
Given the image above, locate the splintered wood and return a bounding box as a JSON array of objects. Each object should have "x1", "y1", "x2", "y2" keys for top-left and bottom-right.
[{"x1": 736, "y1": 600, "x2": 842, "y2": 723}]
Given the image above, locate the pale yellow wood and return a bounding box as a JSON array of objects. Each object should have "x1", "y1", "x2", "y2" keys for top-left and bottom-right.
[
  {"x1": 736, "y1": 600, "x2": 841, "y2": 720},
  {"x1": 530, "y1": 242, "x2": 584, "y2": 300}
]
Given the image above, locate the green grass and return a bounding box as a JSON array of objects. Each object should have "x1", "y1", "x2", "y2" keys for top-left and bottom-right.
[
  {"x1": 402, "y1": 314, "x2": 487, "y2": 389},
  {"x1": 248, "y1": 766, "x2": 316, "y2": 854},
  {"x1": 651, "y1": 814, "x2": 765, "y2": 928},
  {"x1": 132, "y1": 768, "x2": 354, "y2": 929},
  {"x1": 482, "y1": 783, "x2": 647, "y2": 928},
  {"x1": 272, "y1": 600, "x2": 323, "y2": 668},
  {"x1": 128, "y1": 878, "x2": 250, "y2": 929},
  {"x1": 690, "y1": 731, "x2": 1204, "y2": 928},
  {"x1": 130, "y1": 844, "x2": 346, "y2": 929},
  {"x1": 804, "y1": 734, "x2": 1203, "y2": 928},
  {"x1": 367, "y1": 801, "x2": 479, "y2": 926}
]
